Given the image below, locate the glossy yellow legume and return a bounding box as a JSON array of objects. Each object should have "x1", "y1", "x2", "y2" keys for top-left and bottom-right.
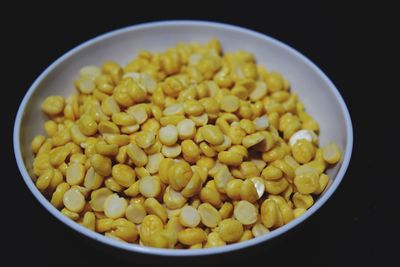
[
  {"x1": 198, "y1": 203, "x2": 221, "y2": 228},
  {"x1": 201, "y1": 125, "x2": 224, "y2": 145},
  {"x1": 140, "y1": 215, "x2": 164, "y2": 245},
  {"x1": 168, "y1": 161, "x2": 192, "y2": 191},
  {"x1": 146, "y1": 230, "x2": 171, "y2": 248},
  {"x1": 292, "y1": 192, "x2": 314, "y2": 209},
  {"x1": 135, "y1": 130, "x2": 156, "y2": 149},
  {"x1": 218, "y1": 151, "x2": 243, "y2": 166},
  {"x1": 200, "y1": 187, "x2": 222, "y2": 208},
  {"x1": 63, "y1": 187, "x2": 85, "y2": 213},
  {"x1": 159, "y1": 125, "x2": 178, "y2": 145},
  {"x1": 178, "y1": 228, "x2": 207, "y2": 246},
  {"x1": 181, "y1": 139, "x2": 200, "y2": 163},
  {"x1": 44, "y1": 120, "x2": 58, "y2": 137},
  {"x1": 262, "y1": 165, "x2": 283, "y2": 180},
  {"x1": 292, "y1": 139, "x2": 315, "y2": 164},
  {"x1": 260, "y1": 199, "x2": 279, "y2": 228},
  {"x1": 105, "y1": 177, "x2": 124, "y2": 192},
  {"x1": 51, "y1": 182, "x2": 70, "y2": 209},
  {"x1": 145, "y1": 152, "x2": 164, "y2": 174},
  {"x1": 252, "y1": 223, "x2": 270, "y2": 237},
  {"x1": 125, "y1": 203, "x2": 147, "y2": 224},
  {"x1": 139, "y1": 176, "x2": 161, "y2": 198},
  {"x1": 294, "y1": 168, "x2": 319, "y2": 194},
  {"x1": 322, "y1": 142, "x2": 341, "y2": 164},
  {"x1": 112, "y1": 164, "x2": 136, "y2": 187},
  {"x1": 104, "y1": 193, "x2": 128, "y2": 219},
  {"x1": 234, "y1": 200, "x2": 258, "y2": 225},
  {"x1": 179, "y1": 205, "x2": 201, "y2": 228},
  {"x1": 83, "y1": 167, "x2": 104, "y2": 190},
  {"x1": 95, "y1": 141, "x2": 119, "y2": 156},
  {"x1": 177, "y1": 119, "x2": 196, "y2": 140},
  {"x1": 239, "y1": 230, "x2": 254, "y2": 242},
  {"x1": 89, "y1": 188, "x2": 113, "y2": 212},
  {"x1": 265, "y1": 178, "x2": 289, "y2": 195},
  {"x1": 144, "y1": 197, "x2": 168, "y2": 223},
  {"x1": 41, "y1": 96, "x2": 65, "y2": 115},
  {"x1": 49, "y1": 146, "x2": 70, "y2": 167},
  {"x1": 240, "y1": 179, "x2": 259, "y2": 203},
  {"x1": 315, "y1": 173, "x2": 330, "y2": 194},
  {"x1": 31, "y1": 135, "x2": 46, "y2": 153},
  {"x1": 242, "y1": 132, "x2": 265, "y2": 148},
  {"x1": 218, "y1": 202, "x2": 234, "y2": 219},
  {"x1": 90, "y1": 154, "x2": 112, "y2": 177},
  {"x1": 61, "y1": 208, "x2": 79, "y2": 220},
  {"x1": 66, "y1": 162, "x2": 85, "y2": 185},
  {"x1": 226, "y1": 179, "x2": 243, "y2": 200},
  {"x1": 220, "y1": 95, "x2": 240, "y2": 112},
  {"x1": 204, "y1": 232, "x2": 226, "y2": 248},
  {"x1": 184, "y1": 100, "x2": 204, "y2": 116},
  {"x1": 218, "y1": 218, "x2": 243, "y2": 243},
  {"x1": 163, "y1": 186, "x2": 187, "y2": 209},
  {"x1": 161, "y1": 144, "x2": 182, "y2": 158},
  {"x1": 126, "y1": 143, "x2": 148, "y2": 167},
  {"x1": 181, "y1": 171, "x2": 202, "y2": 198},
  {"x1": 214, "y1": 165, "x2": 233, "y2": 194}
]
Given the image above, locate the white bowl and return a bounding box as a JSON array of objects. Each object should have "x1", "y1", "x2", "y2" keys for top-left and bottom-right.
[{"x1": 13, "y1": 20, "x2": 353, "y2": 257}]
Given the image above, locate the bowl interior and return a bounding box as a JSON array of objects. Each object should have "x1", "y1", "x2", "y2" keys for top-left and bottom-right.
[{"x1": 15, "y1": 21, "x2": 352, "y2": 256}]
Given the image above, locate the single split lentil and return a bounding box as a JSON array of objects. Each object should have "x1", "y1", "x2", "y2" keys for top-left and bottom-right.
[{"x1": 31, "y1": 38, "x2": 341, "y2": 249}]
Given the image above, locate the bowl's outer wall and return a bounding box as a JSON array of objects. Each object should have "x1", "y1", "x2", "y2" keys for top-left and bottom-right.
[{"x1": 16, "y1": 21, "x2": 352, "y2": 256}]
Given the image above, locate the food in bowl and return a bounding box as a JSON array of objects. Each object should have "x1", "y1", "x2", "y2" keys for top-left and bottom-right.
[{"x1": 30, "y1": 38, "x2": 341, "y2": 249}]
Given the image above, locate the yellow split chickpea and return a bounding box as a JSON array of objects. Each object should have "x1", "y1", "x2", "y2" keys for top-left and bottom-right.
[
  {"x1": 201, "y1": 125, "x2": 224, "y2": 145},
  {"x1": 181, "y1": 139, "x2": 200, "y2": 163},
  {"x1": 292, "y1": 139, "x2": 315, "y2": 164},
  {"x1": 220, "y1": 95, "x2": 240, "y2": 112},
  {"x1": 78, "y1": 115, "x2": 98, "y2": 136},
  {"x1": 66, "y1": 162, "x2": 85, "y2": 185},
  {"x1": 44, "y1": 120, "x2": 58, "y2": 137},
  {"x1": 218, "y1": 151, "x2": 243, "y2": 166},
  {"x1": 218, "y1": 218, "x2": 244, "y2": 243},
  {"x1": 200, "y1": 187, "x2": 222, "y2": 208},
  {"x1": 234, "y1": 200, "x2": 258, "y2": 225},
  {"x1": 294, "y1": 164, "x2": 320, "y2": 194},
  {"x1": 198, "y1": 202, "x2": 221, "y2": 227},
  {"x1": 41, "y1": 96, "x2": 65, "y2": 115},
  {"x1": 31, "y1": 38, "x2": 341, "y2": 249},
  {"x1": 112, "y1": 164, "x2": 136, "y2": 187},
  {"x1": 139, "y1": 176, "x2": 161, "y2": 198},
  {"x1": 183, "y1": 100, "x2": 204, "y2": 116},
  {"x1": 159, "y1": 124, "x2": 178, "y2": 146},
  {"x1": 168, "y1": 161, "x2": 192, "y2": 191},
  {"x1": 90, "y1": 154, "x2": 112, "y2": 176},
  {"x1": 262, "y1": 165, "x2": 283, "y2": 180},
  {"x1": 322, "y1": 142, "x2": 341, "y2": 164},
  {"x1": 178, "y1": 228, "x2": 207, "y2": 246},
  {"x1": 63, "y1": 187, "x2": 85, "y2": 213},
  {"x1": 179, "y1": 205, "x2": 201, "y2": 227},
  {"x1": 204, "y1": 232, "x2": 226, "y2": 248},
  {"x1": 140, "y1": 214, "x2": 164, "y2": 245}
]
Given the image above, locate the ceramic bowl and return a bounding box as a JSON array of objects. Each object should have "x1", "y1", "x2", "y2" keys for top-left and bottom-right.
[{"x1": 14, "y1": 20, "x2": 353, "y2": 257}]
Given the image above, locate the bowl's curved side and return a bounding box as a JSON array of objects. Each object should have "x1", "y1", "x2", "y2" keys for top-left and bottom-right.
[{"x1": 13, "y1": 20, "x2": 353, "y2": 257}]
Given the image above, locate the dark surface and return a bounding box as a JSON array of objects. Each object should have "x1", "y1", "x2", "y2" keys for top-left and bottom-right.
[{"x1": 3, "y1": 2, "x2": 394, "y2": 266}]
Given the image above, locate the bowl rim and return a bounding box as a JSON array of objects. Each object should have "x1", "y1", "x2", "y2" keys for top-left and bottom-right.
[{"x1": 13, "y1": 20, "x2": 353, "y2": 257}]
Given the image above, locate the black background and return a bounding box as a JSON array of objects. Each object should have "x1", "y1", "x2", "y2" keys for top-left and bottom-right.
[{"x1": 2, "y1": 1, "x2": 395, "y2": 266}]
